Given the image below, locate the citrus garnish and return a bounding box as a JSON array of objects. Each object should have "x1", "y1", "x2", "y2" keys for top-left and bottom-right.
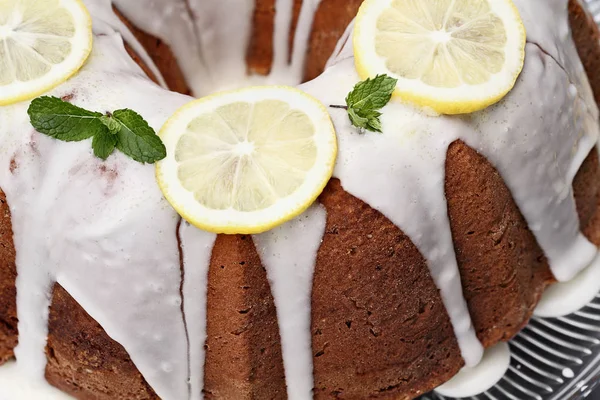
[
  {"x1": 0, "y1": 0, "x2": 93, "y2": 106},
  {"x1": 156, "y1": 86, "x2": 337, "y2": 234},
  {"x1": 353, "y1": 0, "x2": 526, "y2": 114}
]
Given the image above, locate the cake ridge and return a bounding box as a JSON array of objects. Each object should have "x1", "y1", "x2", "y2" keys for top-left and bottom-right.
[{"x1": 300, "y1": 0, "x2": 599, "y2": 370}]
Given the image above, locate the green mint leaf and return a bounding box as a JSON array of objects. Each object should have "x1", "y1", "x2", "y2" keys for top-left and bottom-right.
[
  {"x1": 92, "y1": 130, "x2": 117, "y2": 160},
  {"x1": 28, "y1": 96, "x2": 104, "y2": 141},
  {"x1": 112, "y1": 109, "x2": 166, "y2": 164},
  {"x1": 344, "y1": 74, "x2": 397, "y2": 133},
  {"x1": 346, "y1": 74, "x2": 397, "y2": 110},
  {"x1": 348, "y1": 107, "x2": 383, "y2": 133},
  {"x1": 364, "y1": 110, "x2": 383, "y2": 133},
  {"x1": 99, "y1": 115, "x2": 121, "y2": 135},
  {"x1": 28, "y1": 97, "x2": 166, "y2": 164},
  {"x1": 348, "y1": 107, "x2": 369, "y2": 130}
]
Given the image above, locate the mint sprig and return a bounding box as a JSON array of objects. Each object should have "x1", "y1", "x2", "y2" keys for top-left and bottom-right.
[
  {"x1": 92, "y1": 130, "x2": 117, "y2": 160},
  {"x1": 112, "y1": 109, "x2": 167, "y2": 163},
  {"x1": 342, "y1": 74, "x2": 397, "y2": 133},
  {"x1": 28, "y1": 96, "x2": 166, "y2": 163},
  {"x1": 27, "y1": 96, "x2": 104, "y2": 141}
]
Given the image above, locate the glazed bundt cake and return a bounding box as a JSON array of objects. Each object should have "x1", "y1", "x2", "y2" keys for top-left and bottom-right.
[{"x1": 1, "y1": 0, "x2": 600, "y2": 399}]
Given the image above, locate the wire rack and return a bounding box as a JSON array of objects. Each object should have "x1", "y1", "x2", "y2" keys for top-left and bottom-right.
[{"x1": 420, "y1": 294, "x2": 600, "y2": 400}]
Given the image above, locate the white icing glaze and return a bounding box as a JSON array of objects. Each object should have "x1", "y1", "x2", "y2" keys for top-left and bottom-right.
[
  {"x1": 86, "y1": 0, "x2": 168, "y2": 89},
  {"x1": 178, "y1": 222, "x2": 217, "y2": 400},
  {"x1": 325, "y1": 20, "x2": 355, "y2": 70},
  {"x1": 111, "y1": 0, "x2": 209, "y2": 93},
  {"x1": 535, "y1": 253, "x2": 600, "y2": 318},
  {"x1": 301, "y1": 60, "x2": 484, "y2": 367},
  {"x1": 1, "y1": 13, "x2": 194, "y2": 399},
  {"x1": 115, "y1": 0, "x2": 323, "y2": 96},
  {"x1": 434, "y1": 342, "x2": 511, "y2": 398},
  {"x1": 0, "y1": 0, "x2": 599, "y2": 398},
  {"x1": 300, "y1": 0, "x2": 600, "y2": 364},
  {"x1": 0, "y1": 361, "x2": 74, "y2": 400},
  {"x1": 254, "y1": 204, "x2": 327, "y2": 400}
]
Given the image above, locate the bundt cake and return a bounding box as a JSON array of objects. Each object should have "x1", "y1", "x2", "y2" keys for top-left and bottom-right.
[{"x1": 1, "y1": 0, "x2": 600, "y2": 399}]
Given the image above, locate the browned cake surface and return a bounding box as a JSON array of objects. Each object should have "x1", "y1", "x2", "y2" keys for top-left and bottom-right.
[
  {"x1": 445, "y1": 141, "x2": 555, "y2": 347},
  {"x1": 0, "y1": 189, "x2": 17, "y2": 364},
  {"x1": 303, "y1": 0, "x2": 363, "y2": 81},
  {"x1": 570, "y1": 0, "x2": 600, "y2": 105},
  {"x1": 204, "y1": 234, "x2": 287, "y2": 399},
  {"x1": 45, "y1": 285, "x2": 158, "y2": 400},
  {"x1": 569, "y1": 0, "x2": 600, "y2": 246},
  {"x1": 313, "y1": 179, "x2": 463, "y2": 399},
  {"x1": 1, "y1": 1, "x2": 600, "y2": 399}
]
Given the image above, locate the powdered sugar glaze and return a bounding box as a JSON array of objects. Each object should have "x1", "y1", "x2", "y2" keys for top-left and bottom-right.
[{"x1": 0, "y1": 0, "x2": 598, "y2": 399}]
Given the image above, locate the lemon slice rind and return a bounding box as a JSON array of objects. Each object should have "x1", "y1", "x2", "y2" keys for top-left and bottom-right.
[
  {"x1": 0, "y1": 0, "x2": 93, "y2": 106},
  {"x1": 156, "y1": 86, "x2": 337, "y2": 235},
  {"x1": 354, "y1": 0, "x2": 526, "y2": 114}
]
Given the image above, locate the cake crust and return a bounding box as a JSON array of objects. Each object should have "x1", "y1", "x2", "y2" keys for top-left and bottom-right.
[
  {"x1": 204, "y1": 234, "x2": 287, "y2": 399},
  {"x1": 0, "y1": 190, "x2": 17, "y2": 364},
  {"x1": 45, "y1": 285, "x2": 158, "y2": 400},
  {"x1": 313, "y1": 179, "x2": 463, "y2": 399}
]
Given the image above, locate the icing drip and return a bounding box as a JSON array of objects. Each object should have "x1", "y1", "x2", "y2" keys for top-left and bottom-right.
[
  {"x1": 112, "y1": 0, "x2": 210, "y2": 94},
  {"x1": 300, "y1": 0, "x2": 600, "y2": 365},
  {"x1": 0, "y1": 361, "x2": 74, "y2": 400},
  {"x1": 0, "y1": 16, "x2": 195, "y2": 399},
  {"x1": 115, "y1": 0, "x2": 323, "y2": 96},
  {"x1": 325, "y1": 20, "x2": 355, "y2": 70},
  {"x1": 86, "y1": 0, "x2": 168, "y2": 89},
  {"x1": 178, "y1": 222, "x2": 217, "y2": 400},
  {"x1": 434, "y1": 342, "x2": 511, "y2": 398},
  {"x1": 301, "y1": 62, "x2": 484, "y2": 367},
  {"x1": 7, "y1": 130, "x2": 59, "y2": 383},
  {"x1": 288, "y1": 0, "x2": 324, "y2": 80},
  {"x1": 182, "y1": 0, "x2": 255, "y2": 93},
  {"x1": 535, "y1": 253, "x2": 600, "y2": 317},
  {"x1": 254, "y1": 205, "x2": 327, "y2": 399},
  {"x1": 462, "y1": 46, "x2": 598, "y2": 283}
]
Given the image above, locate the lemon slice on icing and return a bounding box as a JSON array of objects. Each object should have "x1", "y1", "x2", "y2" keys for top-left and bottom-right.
[
  {"x1": 0, "y1": 0, "x2": 93, "y2": 106},
  {"x1": 354, "y1": 0, "x2": 526, "y2": 114},
  {"x1": 156, "y1": 86, "x2": 337, "y2": 234}
]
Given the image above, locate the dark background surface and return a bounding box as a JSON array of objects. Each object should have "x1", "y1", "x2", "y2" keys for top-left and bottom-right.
[{"x1": 591, "y1": 388, "x2": 600, "y2": 399}]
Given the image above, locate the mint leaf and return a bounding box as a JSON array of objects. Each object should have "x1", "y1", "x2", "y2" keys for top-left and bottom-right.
[
  {"x1": 112, "y1": 109, "x2": 166, "y2": 163},
  {"x1": 348, "y1": 108, "x2": 369, "y2": 130},
  {"x1": 27, "y1": 96, "x2": 166, "y2": 164},
  {"x1": 364, "y1": 110, "x2": 383, "y2": 132},
  {"x1": 92, "y1": 130, "x2": 117, "y2": 160},
  {"x1": 28, "y1": 96, "x2": 104, "y2": 141},
  {"x1": 344, "y1": 74, "x2": 397, "y2": 133},
  {"x1": 348, "y1": 108, "x2": 383, "y2": 133},
  {"x1": 346, "y1": 74, "x2": 397, "y2": 110},
  {"x1": 99, "y1": 115, "x2": 121, "y2": 135}
]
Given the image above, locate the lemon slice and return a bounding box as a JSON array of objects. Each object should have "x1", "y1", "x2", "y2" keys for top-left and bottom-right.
[
  {"x1": 354, "y1": 0, "x2": 526, "y2": 114},
  {"x1": 156, "y1": 86, "x2": 337, "y2": 234},
  {"x1": 0, "y1": 0, "x2": 93, "y2": 106}
]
